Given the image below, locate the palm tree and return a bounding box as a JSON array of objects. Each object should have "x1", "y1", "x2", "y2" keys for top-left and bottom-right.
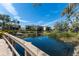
[
  {"x1": 62, "y1": 4, "x2": 77, "y2": 21},
  {"x1": 16, "y1": 20, "x2": 20, "y2": 31},
  {"x1": 61, "y1": 4, "x2": 78, "y2": 32},
  {"x1": 62, "y1": 3, "x2": 77, "y2": 24},
  {"x1": 62, "y1": 3, "x2": 76, "y2": 16}
]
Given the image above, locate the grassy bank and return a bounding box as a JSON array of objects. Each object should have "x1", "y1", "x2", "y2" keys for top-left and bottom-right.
[{"x1": 43, "y1": 31, "x2": 79, "y2": 46}]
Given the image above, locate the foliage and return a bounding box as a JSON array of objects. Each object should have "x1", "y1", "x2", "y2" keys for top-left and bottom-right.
[
  {"x1": 41, "y1": 4, "x2": 79, "y2": 46},
  {"x1": 48, "y1": 31, "x2": 76, "y2": 39},
  {"x1": 0, "y1": 13, "x2": 21, "y2": 36},
  {"x1": 0, "y1": 30, "x2": 4, "y2": 38},
  {"x1": 53, "y1": 21, "x2": 69, "y2": 32},
  {"x1": 3, "y1": 30, "x2": 17, "y2": 35}
]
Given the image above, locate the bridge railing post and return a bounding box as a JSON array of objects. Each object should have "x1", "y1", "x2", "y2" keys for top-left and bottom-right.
[
  {"x1": 24, "y1": 42, "x2": 32, "y2": 56},
  {"x1": 25, "y1": 50, "x2": 27, "y2": 56},
  {"x1": 37, "y1": 48, "x2": 38, "y2": 55},
  {"x1": 3, "y1": 35, "x2": 20, "y2": 56}
]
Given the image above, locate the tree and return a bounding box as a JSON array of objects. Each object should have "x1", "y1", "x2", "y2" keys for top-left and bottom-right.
[
  {"x1": 45, "y1": 27, "x2": 52, "y2": 32},
  {"x1": 70, "y1": 17, "x2": 79, "y2": 32},
  {"x1": 11, "y1": 19, "x2": 20, "y2": 29},
  {"x1": 0, "y1": 14, "x2": 11, "y2": 30},
  {"x1": 54, "y1": 21, "x2": 69, "y2": 32},
  {"x1": 54, "y1": 22, "x2": 62, "y2": 32},
  {"x1": 26, "y1": 25, "x2": 36, "y2": 31}
]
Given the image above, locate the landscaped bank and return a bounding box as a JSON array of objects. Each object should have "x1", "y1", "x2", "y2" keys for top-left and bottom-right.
[{"x1": 43, "y1": 31, "x2": 79, "y2": 56}]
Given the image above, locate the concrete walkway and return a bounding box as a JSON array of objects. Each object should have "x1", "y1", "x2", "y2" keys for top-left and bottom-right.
[{"x1": 0, "y1": 39, "x2": 12, "y2": 56}]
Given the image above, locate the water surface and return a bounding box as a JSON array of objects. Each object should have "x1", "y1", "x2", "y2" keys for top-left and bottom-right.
[{"x1": 14, "y1": 36, "x2": 74, "y2": 56}]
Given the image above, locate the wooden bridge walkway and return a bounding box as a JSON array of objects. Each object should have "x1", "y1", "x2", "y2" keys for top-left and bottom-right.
[
  {"x1": 0, "y1": 33, "x2": 49, "y2": 56},
  {"x1": 0, "y1": 39, "x2": 12, "y2": 56}
]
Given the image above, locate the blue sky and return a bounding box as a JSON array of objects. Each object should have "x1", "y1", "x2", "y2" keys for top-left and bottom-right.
[{"x1": 0, "y1": 3, "x2": 68, "y2": 27}]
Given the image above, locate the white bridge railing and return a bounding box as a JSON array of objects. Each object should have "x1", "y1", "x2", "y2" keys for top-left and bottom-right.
[{"x1": 3, "y1": 33, "x2": 49, "y2": 56}]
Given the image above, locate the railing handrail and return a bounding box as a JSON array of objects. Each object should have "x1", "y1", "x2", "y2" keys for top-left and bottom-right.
[
  {"x1": 3, "y1": 35, "x2": 20, "y2": 56},
  {"x1": 4, "y1": 33, "x2": 49, "y2": 56}
]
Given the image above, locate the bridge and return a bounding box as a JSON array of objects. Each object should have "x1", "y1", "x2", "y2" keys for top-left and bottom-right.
[{"x1": 0, "y1": 33, "x2": 49, "y2": 56}]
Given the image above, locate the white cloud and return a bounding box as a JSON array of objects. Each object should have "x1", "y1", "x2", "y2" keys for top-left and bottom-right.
[
  {"x1": 14, "y1": 16, "x2": 31, "y2": 23},
  {"x1": 42, "y1": 20, "x2": 57, "y2": 26},
  {"x1": 43, "y1": 16, "x2": 66, "y2": 27},
  {"x1": 0, "y1": 3, "x2": 66, "y2": 27},
  {"x1": 0, "y1": 3, "x2": 27, "y2": 23},
  {"x1": 1, "y1": 3, "x2": 18, "y2": 16}
]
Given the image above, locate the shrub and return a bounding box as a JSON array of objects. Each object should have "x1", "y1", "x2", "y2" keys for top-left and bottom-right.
[
  {"x1": 0, "y1": 31, "x2": 4, "y2": 38},
  {"x1": 48, "y1": 31, "x2": 59, "y2": 39},
  {"x1": 3, "y1": 30, "x2": 17, "y2": 35},
  {"x1": 60, "y1": 32, "x2": 76, "y2": 38}
]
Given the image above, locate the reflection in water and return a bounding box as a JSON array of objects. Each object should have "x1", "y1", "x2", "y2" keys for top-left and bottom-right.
[{"x1": 14, "y1": 36, "x2": 74, "y2": 56}]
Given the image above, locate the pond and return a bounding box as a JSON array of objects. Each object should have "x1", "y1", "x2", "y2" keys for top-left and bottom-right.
[{"x1": 14, "y1": 36, "x2": 74, "y2": 56}]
